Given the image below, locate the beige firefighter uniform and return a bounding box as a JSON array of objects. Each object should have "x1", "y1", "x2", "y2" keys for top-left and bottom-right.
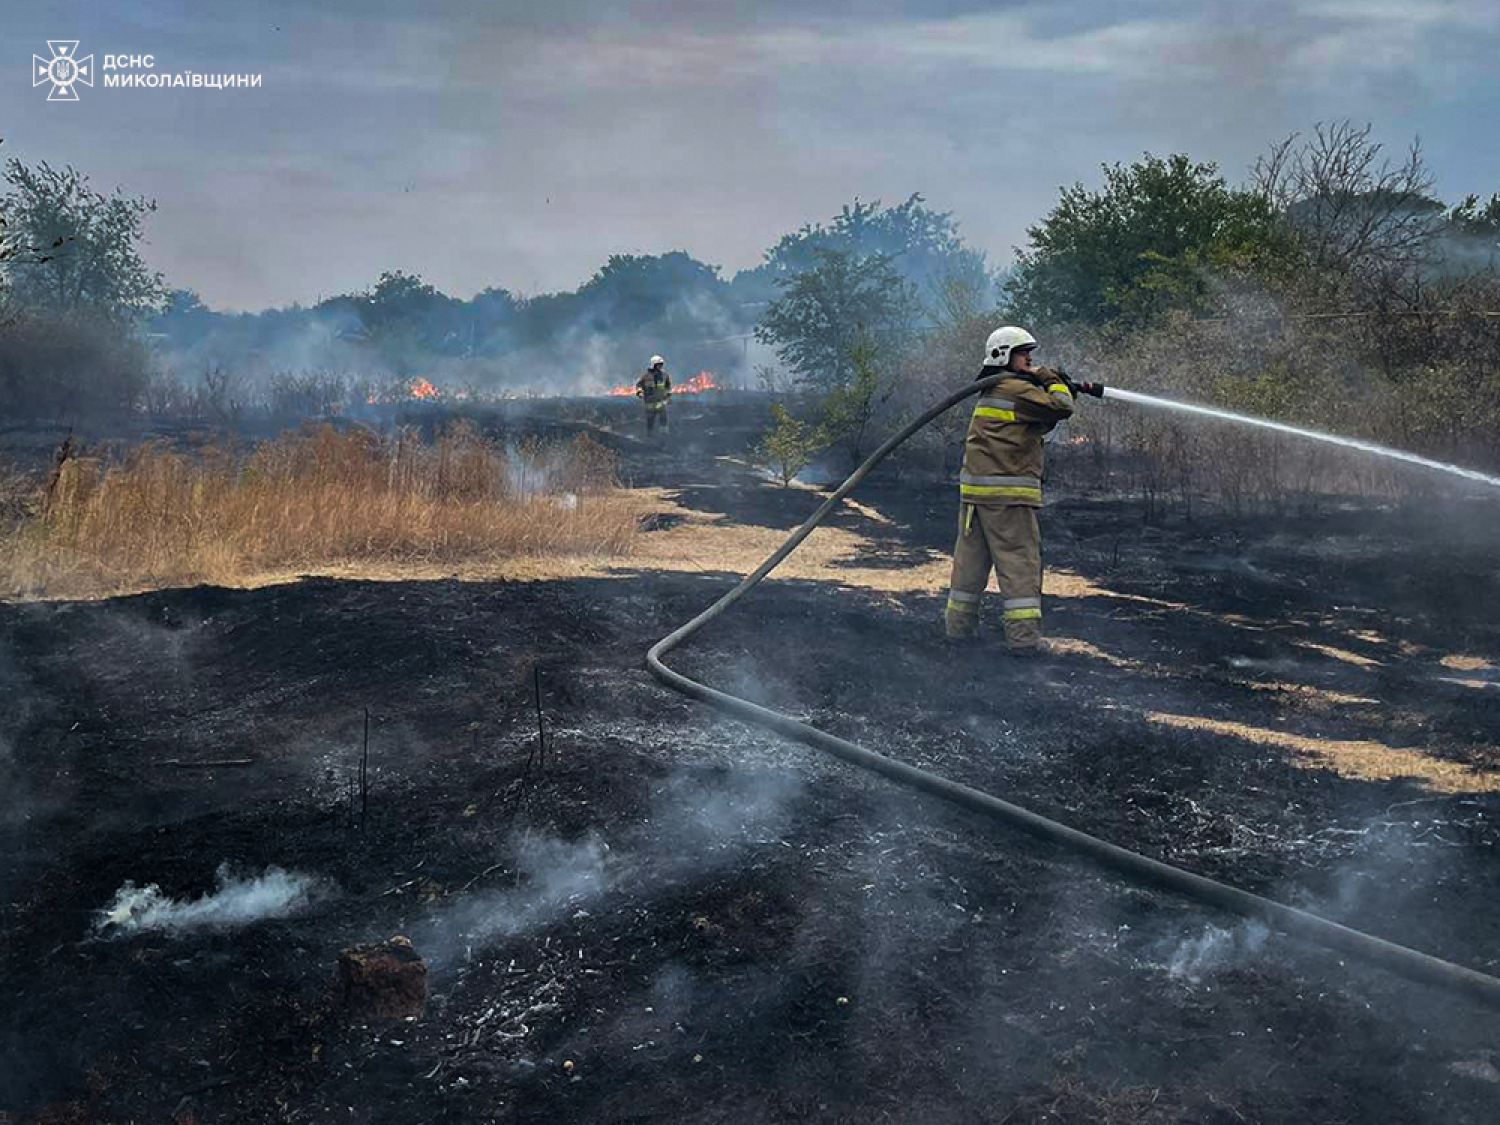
[{"x1": 946, "y1": 367, "x2": 1075, "y2": 650}]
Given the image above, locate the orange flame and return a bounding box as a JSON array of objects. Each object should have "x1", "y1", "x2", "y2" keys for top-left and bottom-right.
[
  {"x1": 410, "y1": 378, "x2": 440, "y2": 400},
  {"x1": 677, "y1": 371, "x2": 720, "y2": 394},
  {"x1": 605, "y1": 370, "x2": 721, "y2": 397}
]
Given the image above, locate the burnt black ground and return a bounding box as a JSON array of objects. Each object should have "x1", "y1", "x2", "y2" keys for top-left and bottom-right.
[{"x1": 3, "y1": 399, "x2": 1500, "y2": 1123}]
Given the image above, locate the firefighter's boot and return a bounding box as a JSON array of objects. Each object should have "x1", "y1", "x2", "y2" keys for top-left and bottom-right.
[{"x1": 945, "y1": 505, "x2": 988, "y2": 639}]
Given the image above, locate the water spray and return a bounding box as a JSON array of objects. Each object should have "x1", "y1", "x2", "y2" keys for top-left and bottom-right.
[
  {"x1": 1102, "y1": 387, "x2": 1500, "y2": 490},
  {"x1": 648, "y1": 372, "x2": 1500, "y2": 1009}
]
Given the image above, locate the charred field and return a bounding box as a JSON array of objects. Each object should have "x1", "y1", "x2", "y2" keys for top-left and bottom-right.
[{"x1": 3, "y1": 398, "x2": 1500, "y2": 1123}]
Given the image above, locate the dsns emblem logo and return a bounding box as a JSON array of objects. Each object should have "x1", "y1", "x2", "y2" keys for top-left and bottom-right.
[{"x1": 33, "y1": 41, "x2": 94, "y2": 101}]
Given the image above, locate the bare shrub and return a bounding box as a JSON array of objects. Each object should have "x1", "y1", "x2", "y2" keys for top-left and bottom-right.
[
  {"x1": 1253, "y1": 121, "x2": 1441, "y2": 294},
  {"x1": 265, "y1": 370, "x2": 352, "y2": 421},
  {"x1": 887, "y1": 303, "x2": 994, "y2": 477},
  {"x1": 198, "y1": 362, "x2": 246, "y2": 424},
  {"x1": 0, "y1": 424, "x2": 635, "y2": 598}
]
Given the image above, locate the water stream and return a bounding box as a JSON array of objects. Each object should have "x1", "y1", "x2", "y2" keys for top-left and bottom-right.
[{"x1": 1103, "y1": 386, "x2": 1500, "y2": 490}]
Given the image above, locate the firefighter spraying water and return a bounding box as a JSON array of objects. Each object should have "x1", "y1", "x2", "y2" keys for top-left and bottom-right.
[
  {"x1": 945, "y1": 326, "x2": 1104, "y2": 654},
  {"x1": 942, "y1": 326, "x2": 1500, "y2": 653},
  {"x1": 646, "y1": 329, "x2": 1500, "y2": 1012}
]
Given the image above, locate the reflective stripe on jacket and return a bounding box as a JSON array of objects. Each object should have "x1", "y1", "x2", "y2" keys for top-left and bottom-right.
[
  {"x1": 958, "y1": 368, "x2": 1074, "y2": 508},
  {"x1": 637, "y1": 370, "x2": 672, "y2": 404}
]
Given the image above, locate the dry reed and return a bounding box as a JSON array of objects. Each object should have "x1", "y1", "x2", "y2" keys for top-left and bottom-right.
[{"x1": 0, "y1": 423, "x2": 637, "y2": 598}]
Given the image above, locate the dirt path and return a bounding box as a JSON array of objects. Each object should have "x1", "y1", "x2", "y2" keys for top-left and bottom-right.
[{"x1": 3, "y1": 402, "x2": 1500, "y2": 1123}]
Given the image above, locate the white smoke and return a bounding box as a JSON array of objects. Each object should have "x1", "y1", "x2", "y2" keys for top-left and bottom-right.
[
  {"x1": 420, "y1": 765, "x2": 802, "y2": 965},
  {"x1": 94, "y1": 864, "x2": 327, "y2": 936},
  {"x1": 422, "y1": 832, "x2": 610, "y2": 964},
  {"x1": 1163, "y1": 919, "x2": 1270, "y2": 981},
  {"x1": 504, "y1": 437, "x2": 578, "y2": 498}
]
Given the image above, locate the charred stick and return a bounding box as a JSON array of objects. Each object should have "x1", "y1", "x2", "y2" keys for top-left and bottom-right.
[
  {"x1": 512, "y1": 667, "x2": 545, "y2": 810},
  {"x1": 162, "y1": 758, "x2": 255, "y2": 768},
  {"x1": 533, "y1": 665, "x2": 546, "y2": 770},
  {"x1": 361, "y1": 706, "x2": 370, "y2": 829},
  {"x1": 44, "y1": 428, "x2": 75, "y2": 509}
]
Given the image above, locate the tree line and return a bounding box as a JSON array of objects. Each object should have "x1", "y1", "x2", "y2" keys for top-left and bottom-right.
[
  {"x1": 0, "y1": 134, "x2": 991, "y2": 420},
  {"x1": 754, "y1": 122, "x2": 1500, "y2": 494},
  {"x1": 4, "y1": 120, "x2": 1499, "y2": 498}
]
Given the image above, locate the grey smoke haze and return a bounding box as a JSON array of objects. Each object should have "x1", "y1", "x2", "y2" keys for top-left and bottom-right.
[{"x1": 5, "y1": 1, "x2": 1499, "y2": 311}]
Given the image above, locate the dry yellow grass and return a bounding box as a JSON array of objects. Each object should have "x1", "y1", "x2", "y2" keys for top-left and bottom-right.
[
  {"x1": 1045, "y1": 636, "x2": 1146, "y2": 670},
  {"x1": 1146, "y1": 711, "x2": 1500, "y2": 794},
  {"x1": 1441, "y1": 654, "x2": 1494, "y2": 672},
  {"x1": 0, "y1": 424, "x2": 638, "y2": 599},
  {"x1": 1239, "y1": 681, "x2": 1379, "y2": 708},
  {"x1": 1291, "y1": 640, "x2": 1384, "y2": 669}
]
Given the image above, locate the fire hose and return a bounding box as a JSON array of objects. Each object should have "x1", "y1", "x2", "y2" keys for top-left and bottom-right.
[{"x1": 646, "y1": 372, "x2": 1500, "y2": 1010}]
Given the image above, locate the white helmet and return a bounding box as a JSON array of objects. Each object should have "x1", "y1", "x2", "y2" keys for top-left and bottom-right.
[
  {"x1": 983, "y1": 327, "x2": 1037, "y2": 368},
  {"x1": 649, "y1": 355, "x2": 665, "y2": 369}
]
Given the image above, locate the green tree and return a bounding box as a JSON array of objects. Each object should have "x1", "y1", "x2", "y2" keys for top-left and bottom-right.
[
  {"x1": 755, "y1": 403, "x2": 820, "y2": 487},
  {"x1": 353, "y1": 270, "x2": 460, "y2": 374},
  {"x1": 755, "y1": 249, "x2": 917, "y2": 391},
  {"x1": 1449, "y1": 193, "x2": 1500, "y2": 236},
  {"x1": 1007, "y1": 153, "x2": 1285, "y2": 327},
  {"x1": 1441, "y1": 192, "x2": 1500, "y2": 275},
  {"x1": 816, "y1": 338, "x2": 887, "y2": 468},
  {"x1": 576, "y1": 251, "x2": 726, "y2": 327},
  {"x1": 756, "y1": 195, "x2": 991, "y2": 303},
  {"x1": 0, "y1": 156, "x2": 165, "y2": 321}
]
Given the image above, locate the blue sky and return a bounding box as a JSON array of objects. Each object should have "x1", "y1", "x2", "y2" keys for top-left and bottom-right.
[{"x1": 5, "y1": 0, "x2": 1499, "y2": 310}]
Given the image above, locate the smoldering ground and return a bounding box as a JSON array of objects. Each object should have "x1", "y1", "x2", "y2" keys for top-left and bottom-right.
[{"x1": 412, "y1": 761, "x2": 804, "y2": 969}]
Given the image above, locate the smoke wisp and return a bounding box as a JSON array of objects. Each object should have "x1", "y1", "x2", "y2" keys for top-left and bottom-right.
[
  {"x1": 431, "y1": 832, "x2": 611, "y2": 963},
  {"x1": 94, "y1": 864, "x2": 328, "y2": 936},
  {"x1": 420, "y1": 765, "x2": 802, "y2": 966},
  {"x1": 1161, "y1": 920, "x2": 1271, "y2": 981}
]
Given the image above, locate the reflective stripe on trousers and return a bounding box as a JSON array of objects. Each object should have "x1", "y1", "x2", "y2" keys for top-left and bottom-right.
[
  {"x1": 947, "y1": 503, "x2": 1044, "y2": 647},
  {"x1": 946, "y1": 588, "x2": 980, "y2": 616},
  {"x1": 1002, "y1": 596, "x2": 1042, "y2": 621},
  {"x1": 958, "y1": 470, "x2": 1042, "y2": 505}
]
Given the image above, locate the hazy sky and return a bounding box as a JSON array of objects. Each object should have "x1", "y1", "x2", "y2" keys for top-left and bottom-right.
[{"x1": 6, "y1": 1, "x2": 1499, "y2": 311}]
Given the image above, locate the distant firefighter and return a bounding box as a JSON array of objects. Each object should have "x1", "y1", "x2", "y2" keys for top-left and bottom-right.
[
  {"x1": 946, "y1": 326, "x2": 1103, "y2": 655},
  {"x1": 636, "y1": 355, "x2": 673, "y2": 435}
]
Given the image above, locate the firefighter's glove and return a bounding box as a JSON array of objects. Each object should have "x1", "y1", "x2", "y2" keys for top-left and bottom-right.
[{"x1": 1049, "y1": 367, "x2": 1083, "y2": 397}]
